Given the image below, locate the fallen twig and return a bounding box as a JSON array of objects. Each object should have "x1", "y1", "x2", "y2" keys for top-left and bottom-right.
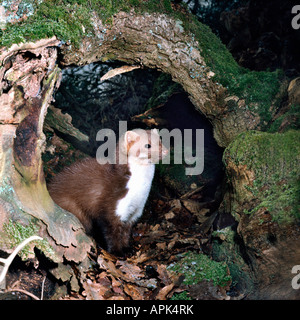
[
  {"x1": 41, "y1": 276, "x2": 46, "y2": 300},
  {"x1": 6, "y1": 288, "x2": 40, "y2": 300},
  {"x1": 0, "y1": 235, "x2": 43, "y2": 284}
]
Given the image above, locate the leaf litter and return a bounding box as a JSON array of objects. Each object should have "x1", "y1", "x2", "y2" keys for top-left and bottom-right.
[{"x1": 63, "y1": 187, "x2": 230, "y2": 300}]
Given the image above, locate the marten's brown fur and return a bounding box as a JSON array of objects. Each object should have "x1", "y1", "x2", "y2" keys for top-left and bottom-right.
[{"x1": 48, "y1": 129, "x2": 168, "y2": 255}]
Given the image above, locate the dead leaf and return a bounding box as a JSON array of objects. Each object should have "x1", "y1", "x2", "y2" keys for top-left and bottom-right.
[
  {"x1": 110, "y1": 275, "x2": 122, "y2": 288},
  {"x1": 181, "y1": 199, "x2": 209, "y2": 215},
  {"x1": 116, "y1": 260, "x2": 144, "y2": 281},
  {"x1": 127, "y1": 252, "x2": 150, "y2": 264},
  {"x1": 176, "y1": 237, "x2": 201, "y2": 248},
  {"x1": 165, "y1": 211, "x2": 175, "y2": 220},
  {"x1": 157, "y1": 264, "x2": 172, "y2": 286},
  {"x1": 156, "y1": 242, "x2": 167, "y2": 251},
  {"x1": 97, "y1": 254, "x2": 122, "y2": 277},
  {"x1": 107, "y1": 260, "x2": 126, "y2": 280},
  {"x1": 151, "y1": 224, "x2": 161, "y2": 231},
  {"x1": 101, "y1": 249, "x2": 117, "y2": 262},
  {"x1": 131, "y1": 104, "x2": 168, "y2": 128},
  {"x1": 168, "y1": 240, "x2": 176, "y2": 250},
  {"x1": 108, "y1": 295, "x2": 127, "y2": 300},
  {"x1": 97, "y1": 255, "x2": 107, "y2": 269},
  {"x1": 194, "y1": 208, "x2": 210, "y2": 223},
  {"x1": 136, "y1": 278, "x2": 158, "y2": 290},
  {"x1": 110, "y1": 275, "x2": 126, "y2": 296},
  {"x1": 123, "y1": 283, "x2": 145, "y2": 300},
  {"x1": 169, "y1": 199, "x2": 182, "y2": 210},
  {"x1": 100, "y1": 65, "x2": 140, "y2": 81},
  {"x1": 199, "y1": 211, "x2": 218, "y2": 234},
  {"x1": 82, "y1": 279, "x2": 111, "y2": 300},
  {"x1": 155, "y1": 283, "x2": 175, "y2": 300},
  {"x1": 97, "y1": 272, "x2": 111, "y2": 287},
  {"x1": 111, "y1": 286, "x2": 124, "y2": 296}
]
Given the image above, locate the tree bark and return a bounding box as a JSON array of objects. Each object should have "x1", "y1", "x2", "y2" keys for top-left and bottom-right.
[
  {"x1": 0, "y1": 38, "x2": 92, "y2": 264},
  {"x1": 60, "y1": 11, "x2": 241, "y2": 147}
]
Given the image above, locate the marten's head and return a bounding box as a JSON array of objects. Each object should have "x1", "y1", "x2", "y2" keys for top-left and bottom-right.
[{"x1": 123, "y1": 128, "x2": 168, "y2": 165}]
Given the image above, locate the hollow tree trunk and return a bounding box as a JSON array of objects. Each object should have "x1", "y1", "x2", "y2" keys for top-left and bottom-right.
[
  {"x1": 0, "y1": 3, "x2": 298, "y2": 299},
  {"x1": 0, "y1": 38, "x2": 92, "y2": 264},
  {"x1": 60, "y1": 10, "x2": 259, "y2": 148},
  {"x1": 0, "y1": 8, "x2": 235, "y2": 265}
]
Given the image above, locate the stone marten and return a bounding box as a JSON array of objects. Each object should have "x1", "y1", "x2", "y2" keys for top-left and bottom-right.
[{"x1": 48, "y1": 128, "x2": 168, "y2": 255}]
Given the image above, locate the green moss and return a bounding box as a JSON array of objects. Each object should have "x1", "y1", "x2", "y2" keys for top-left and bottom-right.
[
  {"x1": 211, "y1": 227, "x2": 254, "y2": 292},
  {"x1": 170, "y1": 291, "x2": 192, "y2": 300},
  {"x1": 1, "y1": 219, "x2": 55, "y2": 260},
  {"x1": 171, "y1": 10, "x2": 283, "y2": 128},
  {"x1": 1, "y1": 1, "x2": 94, "y2": 47},
  {"x1": 223, "y1": 130, "x2": 300, "y2": 224},
  {"x1": 0, "y1": 0, "x2": 283, "y2": 127},
  {"x1": 168, "y1": 251, "x2": 231, "y2": 288},
  {"x1": 0, "y1": 180, "x2": 57, "y2": 261},
  {"x1": 0, "y1": 0, "x2": 173, "y2": 48},
  {"x1": 268, "y1": 104, "x2": 300, "y2": 133}
]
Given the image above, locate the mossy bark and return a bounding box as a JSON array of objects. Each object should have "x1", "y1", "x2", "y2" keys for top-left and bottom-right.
[
  {"x1": 58, "y1": 9, "x2": 269, "y2": 148},
  {"x1": 0, "y1": 1, "x2": 285, "y2": 147},
  {"x1": 0, "y1": 37, "x2": 92, "y2": 264},
  {"x1": 221, "y1": 130, "x2": 300, "y2": 299}
]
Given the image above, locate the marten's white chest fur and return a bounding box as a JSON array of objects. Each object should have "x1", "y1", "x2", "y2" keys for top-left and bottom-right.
[
  {"x1": 116, "y1": 161, "x2": 155, "y2": 223},
  {"x1": 48, "y1": 128, "x2": 168, "y2": 256}
]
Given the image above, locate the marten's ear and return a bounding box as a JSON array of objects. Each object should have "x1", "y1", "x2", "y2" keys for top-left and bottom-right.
[{"x1": 125, "y1": 131, "x2": 140, "y2": 151}]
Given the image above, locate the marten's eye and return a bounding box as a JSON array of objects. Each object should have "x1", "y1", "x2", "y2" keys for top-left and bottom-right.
[{"x1": 145, "y1": 144, "x2": 151, "y2": 149}]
